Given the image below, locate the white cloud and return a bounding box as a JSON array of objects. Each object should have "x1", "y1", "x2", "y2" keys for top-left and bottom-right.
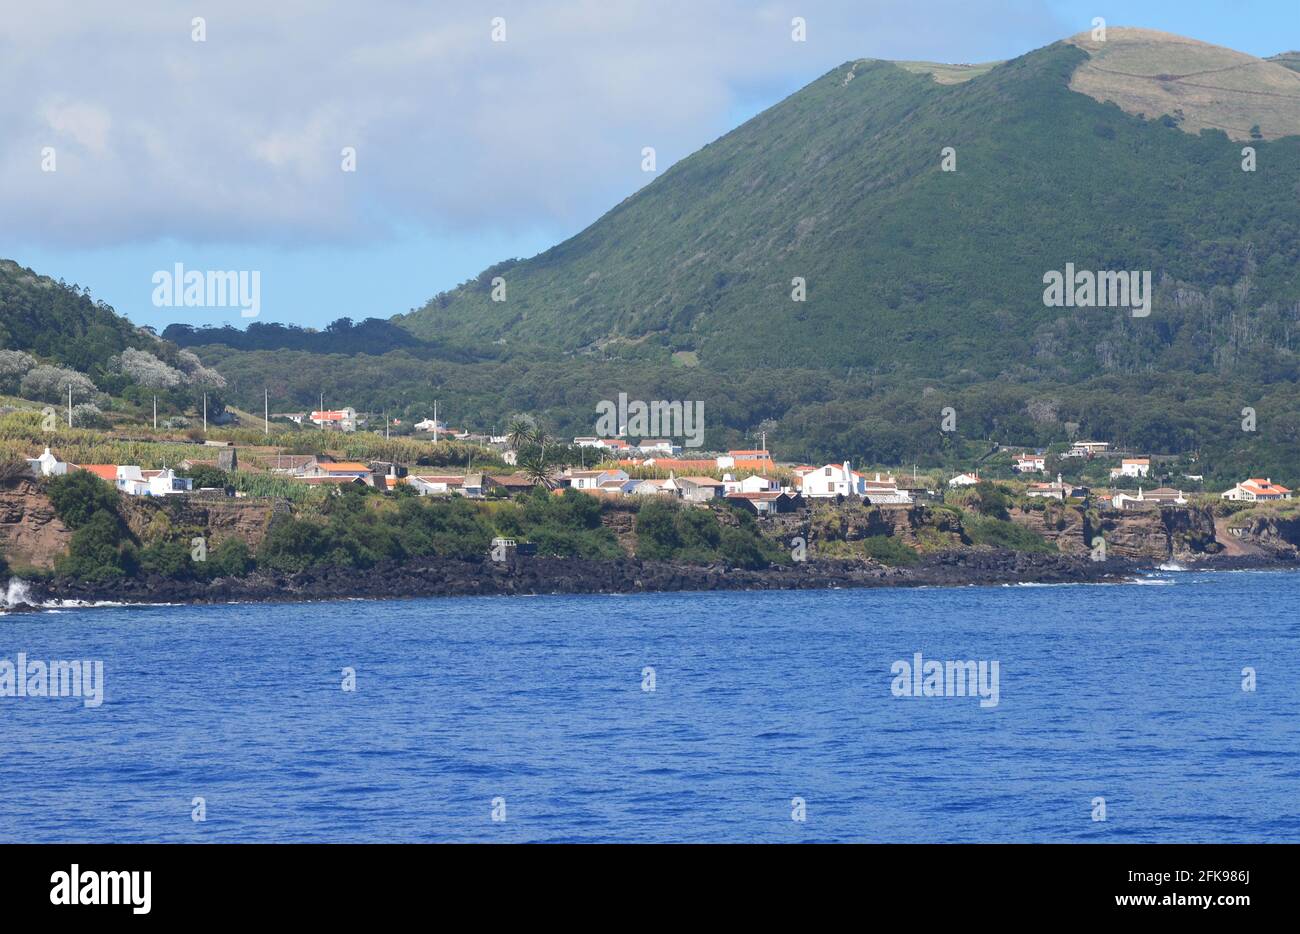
[{"x1": 0, "y1": 0, "x2": 1067, "y2": 249}]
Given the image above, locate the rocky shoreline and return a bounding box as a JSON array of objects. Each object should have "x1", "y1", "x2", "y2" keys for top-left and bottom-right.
[
  {"x1": 7, "y1": 549, "x2": 1296, "y2": 611},
  {"x1": 0, "y1": 550, "x2": 1224, "y2": 609}
]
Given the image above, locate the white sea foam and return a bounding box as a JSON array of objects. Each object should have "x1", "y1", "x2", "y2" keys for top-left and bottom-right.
[{"x1": 3, "y1": 578, "x2": 35, "y2": 609}]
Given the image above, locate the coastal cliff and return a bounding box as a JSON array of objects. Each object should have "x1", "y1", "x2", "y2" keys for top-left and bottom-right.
[
  {"x1": 4, "y1": 476, "x2": 1298, "y2": 607},
  {"x1": 25, "y1": 549, "x2": 1144, "y2": 606}
]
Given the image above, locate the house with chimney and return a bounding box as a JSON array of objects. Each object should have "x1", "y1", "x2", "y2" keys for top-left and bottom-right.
[
  {"x1": 25, "y1": 447, "x2": 71, "y2": 478},
  {"x1": 800, "y1": 462, "x2": 866, "y2": 498}
]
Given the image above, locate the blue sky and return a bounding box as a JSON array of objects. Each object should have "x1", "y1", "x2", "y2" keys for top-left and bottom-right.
[{"x1": 2, "y1": 0, "x2": 1295, "y2": 332}]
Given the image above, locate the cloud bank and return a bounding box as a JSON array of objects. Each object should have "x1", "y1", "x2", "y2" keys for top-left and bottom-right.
[{"x1": 0, "y1": 0, "x2": 1065, "y2": 249}]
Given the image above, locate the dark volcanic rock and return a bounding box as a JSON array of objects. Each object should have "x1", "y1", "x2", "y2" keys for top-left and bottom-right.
[{"x1": 20, "y1": 548, "x2": 1171, "y2": 607}]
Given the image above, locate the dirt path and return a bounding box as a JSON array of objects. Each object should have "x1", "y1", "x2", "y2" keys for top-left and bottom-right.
[{"x1": 1213, "y1": 517, "x2": 1262, "y2": 557}]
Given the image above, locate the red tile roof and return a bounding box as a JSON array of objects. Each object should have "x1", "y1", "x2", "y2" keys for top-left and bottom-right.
[
  {"x1": 1240, "y1": 478, "x2": 1291, "y2": 495},
  {"x1": 80, "y1": 464, "x2": 118, "y2": 481}
]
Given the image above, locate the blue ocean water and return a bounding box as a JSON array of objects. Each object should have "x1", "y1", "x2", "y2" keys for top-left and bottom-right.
[{"x1": 1, "y1": 569, "x2": 1297, "y2": 843}]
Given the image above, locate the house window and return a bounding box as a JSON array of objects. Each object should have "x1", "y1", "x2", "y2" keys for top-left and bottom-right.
[{"x1": 824, "y1": 467, "x2": 832, "y2": 476}]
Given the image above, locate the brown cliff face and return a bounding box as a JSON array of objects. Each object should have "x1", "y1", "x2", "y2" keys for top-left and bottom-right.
[
  {"x1": 121, "y1": 495, "x2": 277, "y2": 550},
  {"x1": 1009, "y1": 503, "x2": 1088, "y2": 555},
  {"x1": 801, "y1": 502, "x2": 966, "y2": 552},
  {"x1": 0, "y1": 478, "x2": 71, "y2": 570},
  {"x1": 0, "y1": 480, "x2": 279, "y2": 572},
  {"x1": 1011, "y1": 503, "x2": 1218, "y2": 560},
  {"x1": 598, "y1": 501, "x2": 639, "y2": 556}
]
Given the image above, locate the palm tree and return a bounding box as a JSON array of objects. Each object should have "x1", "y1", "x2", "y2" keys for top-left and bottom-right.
[
  {"x1": 518, "y1": 449, "x2": 556, "y2": 490},
  {"x1": 506, "y1": 415, "x2": 536, "y2": 451}
]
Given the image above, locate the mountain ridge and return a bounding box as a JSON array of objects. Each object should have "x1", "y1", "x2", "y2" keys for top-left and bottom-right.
[{"x1": 396, "y1": 32, "x2": 1300, "y2": 383}]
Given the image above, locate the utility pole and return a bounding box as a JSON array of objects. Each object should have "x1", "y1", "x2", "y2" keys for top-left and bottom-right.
[
  {"x1": 203, "y1": 393, "x2": 208, "y2": 434},
  {"x1": 264, "y1": 388, "x2": 269, "y2": 436},
  {"x1": 67, "y1": 384, "x2": 72, "y2": 428},
  {"x1": 385, "y1": 408, "x2": 390, "y2": 441},
  {"x1": 153, "y1": 395, "x2": 158, "y2": 430},
  {"x1": 433, "y1": 399, "x2": 439, "y2": 443}
]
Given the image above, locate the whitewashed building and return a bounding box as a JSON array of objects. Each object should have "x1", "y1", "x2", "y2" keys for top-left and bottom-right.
[
  {"x1": 25, "y1": 447, "x2": 70, "y2": 477},
  {"x1": 722, "y1": 473, "x2": 778, "y2": 495},
  {"x1": 1221, "y1": 478, "x2": 1292, "y2": 502},
  {"x1": 863, "y1": 473, "x2": 913, "y2": 505},
  {"x1": 801, "y1": 462, "x2": 866, "y2": 498},
  {"x1": 1014, "y1": 453, "x2": 1046, "y2": 473},
  {"x1": 1110, "y1": 457, "x2": 1151, "y2": 480}
]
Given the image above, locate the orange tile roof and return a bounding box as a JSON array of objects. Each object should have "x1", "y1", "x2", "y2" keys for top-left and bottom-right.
[
  {"x1": 1242, "y1": 478, "x2": 1291, "y2": 495},
  {"x1": 80, "y1": 464, "x2": 118, "y2": 481},
  {"x1": 318, "y1": 462, "x2": 371, "y2": 472}
]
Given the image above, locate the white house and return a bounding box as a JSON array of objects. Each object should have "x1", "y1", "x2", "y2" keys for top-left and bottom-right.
[
  {"x1": 1109, "y1": 457, "x2": 1151, "y2": 480},
  {"x1": 1221, "y1": 478, "x2": 1292, "y2": 502},
  {"x1": 413, "y1": 418, "x2": 445, "y2": 433},
  {"x1": 113, "y1": 466, "x2": 149, "y2": 496},
  {"x1": 143, "y1": 468, "x2": 193, "y2": 496},
  {"x1": 1013, "y1": 453, "x2": 1046, "y2": 473},
  {"x1": 566, "y1": 468, "x2": 630, "y2": 490},
  {"x1": 863, "y1": 473, "x2": 913, "y2": 505},
  {"x1": 722, "y1": 473, "x2": 778, "y2": 495},
  {"x1": 1066, "y1": 441, "x2": 1110, "y2": 458},
  {"x1": 1112, "y1": 487, "x2": 1187, "y2": 510},
  {"x1": 1026, "y1": 474, "x2": 1084, "y2": 501},
  {"x1": 408, "y1": 475, "x2": 466, "y2": 496},
  {"x1": 632, "y1": 478, "x2": 674, "y2": 496},
  {"x1": 948, "y1": 471, "x2": 981, "y2": 488},
  {"x1": 801, "y1": 462, "x2": 865, "y2": 498},
  {"x1": 25, "y1": 447, "x2": 70, "y2": 477}
]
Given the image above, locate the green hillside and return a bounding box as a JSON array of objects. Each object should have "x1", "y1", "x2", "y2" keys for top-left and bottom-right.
[
  {"x1": 0, "y1": 259, "x2": 156, "y2": 375},
  {"x1": 0, "y1": 259, "x2": 226, "y2": 420},
  {"x1": 396, "y1": 38, "x2": 1300, "y2": 383}
]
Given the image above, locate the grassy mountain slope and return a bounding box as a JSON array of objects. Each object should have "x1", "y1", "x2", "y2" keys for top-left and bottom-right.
[
  {"x1": 397, "y1": 35, "x2": 1300, "y2": 388},
  {"x1": 1069, "y1": 28, "x2": 1300, "y2": 140}
]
